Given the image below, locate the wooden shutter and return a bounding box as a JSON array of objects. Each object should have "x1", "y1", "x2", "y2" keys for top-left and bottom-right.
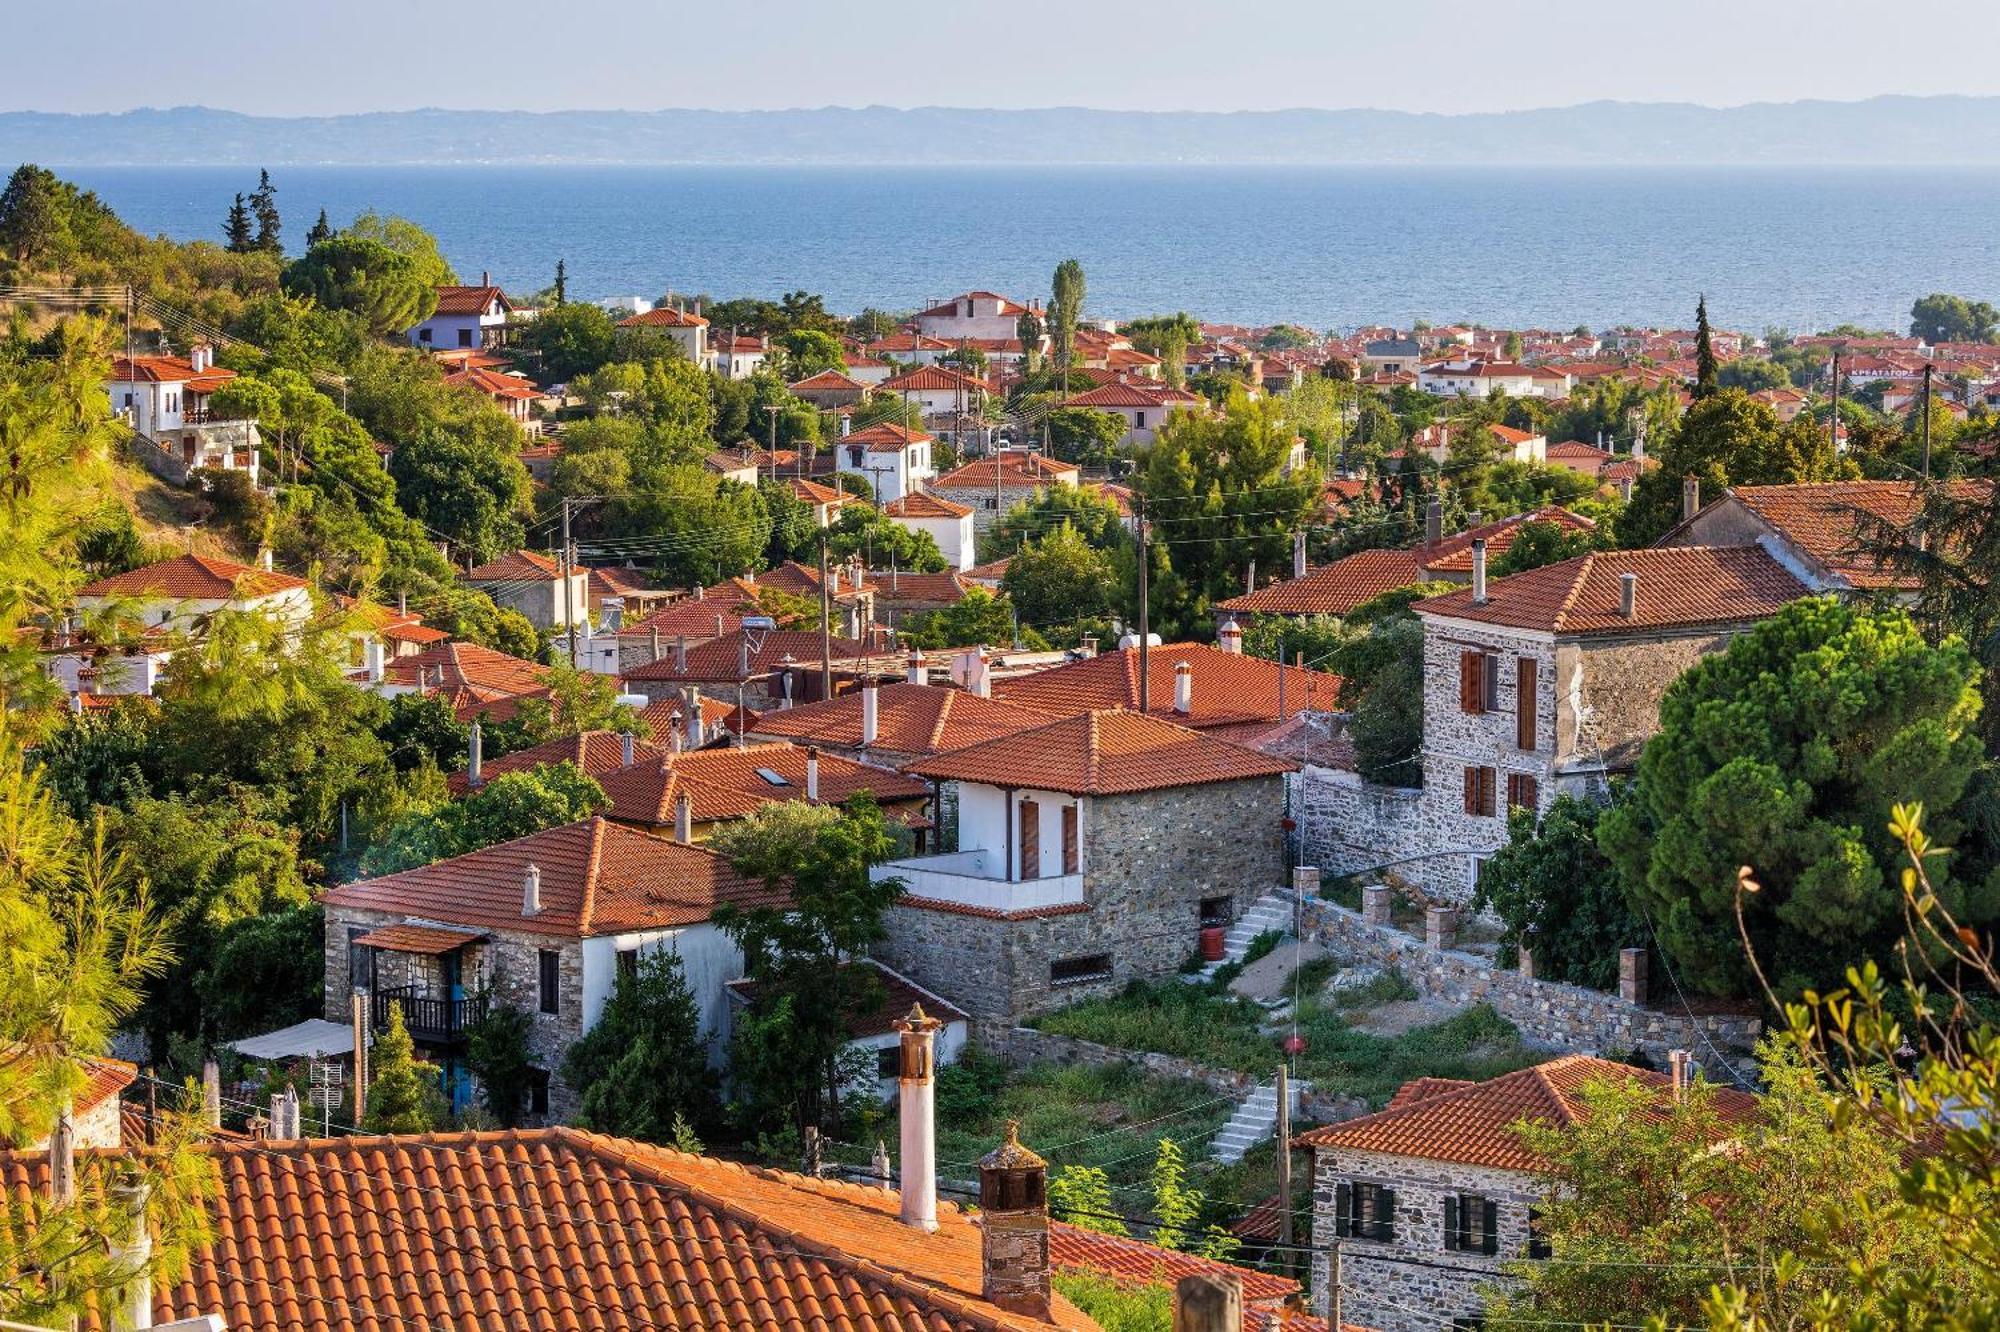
[
  {"x1": 1516, "y1": 656, "x2": 1537, "y2": 750},
  {"x1": 1019, "y1": 798, "x2": 1040, "y2": 879},
  {"x1": 1377, "y1": 1186, "x2": 1398, "y2": 1241},
  {"x1": 1442, "y1": 1194, "x2": 1462, "y2": 1250},
  {"x1": 1459, "y1": 650, "x2": 1484, "y2": 713},
  {"x1": 1481, "y1": 1199, "x2": 1501, "y2": 1255},
  {"x1": 1479, "y1": 767, "x2": 1498, "y2": 817},
  {"x1": 1463, "y1": 767, "x2": 1480, "y2": 815},
  {"x1": 1334, "y1": 1182, "x2": 1352, "y2": 1237},
  {"x1": 1508, "y1": 772, "x2": 1538, "y2": 811},
  {"x1": 1061, "y1": 803, "x2": 1079, "y2": 874}
]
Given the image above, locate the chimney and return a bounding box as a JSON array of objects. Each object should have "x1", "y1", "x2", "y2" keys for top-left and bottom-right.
[
  {"x1": 1217, "y1": 618, "x2": 1244, "y2": 655},
  {"x1": 1173, "y1": 660, "x2": 1193, "y2": 714},
  {"x1": 481, "y1": 270, "x2": 490, "y2": 287},
  {"x1": 621, "y1": 730, "x2": 636, "y2": 767},
  {"x1": 979, "y1": 1121, "x2": 1052, "y2": 1319},
  {"x1": 673, "y1": 633, "x2": 688, "y2": 672},
  {"x1": 364, "y1": 635, "x2": 386, "y2": 685},
  {"x1": 686, "y1": 686, "x2": 704, "y2": 747},
  {"x1": 1467, "y1": 509, "x2": 1483, "y2": 530},
  {"x1": 674, "y1": 792, "x2": 693, "y2": 844},
  {"x1": 468, "y1": 720, "x2": 484, "y2": 788},
  {"x1": 201, "y1": 1060, "x2": 221, "y2": 1129},
  {"x1": 257, "y1": 546, "x2": 274, "y2": 572},
  {"x1": 107, "y1": 1179, "x2": 153, "y2": 1331},
  {"x1": 805, "y1": 746, "x2": 821, "y2": 801},
  {"x1": 1425, "y1": 495, "x2": 1443, "y2": 546},
  {"x1": 896, "y1": 1004, "x2": 942, "y2": 1231},
  {"x1": 1471, "y1": 538, "x2": 1489, "y2": 604},
  {"x1": 48, "y1": 1104, "x2": 75, "y2": 1205},
  {"x1": 602, "y1": 596, "x2": 624, "y2": 632},
  {"x1": 1681, "y1": 475, "x2": 1700, "y2": 523},
  {"x1": 840, "y1": 415, "x2": 852, "y2": 438},
  {"x1": 906, "y1": 648, "x2": 927, "y2": 685},
  {"x1": 1292, "y1": 527, "x2": 1307, "y2": 579},
  {"x1": 714, "y1": 613, "x2": 724, "y2": 638},
  {"x1": 1172, "y1": 1273, "x2": 1243, "y2": 1332},
  {"x1": 862, "y1": 681, "x2": 880, "y2": 746},
  {"x1": 522, "y1": 863, "x2": 542, "y2": 917},
  {"x1": 970, "y1": 648, "x2": 992, "y2": 699},
  {"x1": 1669, "y1": 1048, "x2": 1693, "y2": 1100},
  {"x1": 1619, "y1": 571, "x2": 1638, "y2": 619},
  {"x1": 1079, "y1": 634, "x2": 1098, "y2": 660}
]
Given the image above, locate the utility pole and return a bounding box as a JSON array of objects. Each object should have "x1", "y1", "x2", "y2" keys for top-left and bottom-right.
[
  {"x1": 1275, "y1": 1063, "x2": 1293, "y2": 1269},
  {"x1": 1920, "y1": 361, "x2": 1934, "y2": 481},
  {"x1": 1137, "y1": 495, "x2": 1151, "y2": 713},
  {"x1": 818, "y1": 514, "x2": 834, "y2": 700},
  {"x1": 1330, "y1": 1241, "x2": 1343, "y2": 1332},
  {"x1": 560, "y1": 496, "x2": 578, "y2": 668},
  {"x1": 763, "y1": 403, "x2": 781, "y2": 481},
  {"x1": 1828, "y1": 347, "x2": 1843, "y2": 460}
]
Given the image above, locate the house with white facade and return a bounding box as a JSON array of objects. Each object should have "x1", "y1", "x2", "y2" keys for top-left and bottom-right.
[
  {"x1": 105, "y1": 345, "x2": 262, "y2": 487},
  {"x1": 321, "y1": 816, "x2": 787, "y2": 1120},
  {"x1": 1417, "y1": 358, "x2": 1552, "y2": 399},
  {"x1": 1408, "y1": 420, "x2": 1548, "y2": 465},
  {"x1": 713, "y1": 333, "x2": 767, "y2": 379},
  {"x1": 1060, "y1": 380, "x2": 1207, "y2": 447},
  {"x1": 883, "y1": 490, "x2": 977, "y2": 570},
  {"x1": 407, "y1": 281, "x2": 512, "y2": 350},
  {"x1": 877, "y1": 364, "x2": 992, "y2": 417},
  {"x1": 913, "y1": 291, "x2": 1032, "y2": 342},
  {"x1": 618, "y1": 304, "x2": 711, "y2": 366},
  {"x1": 835, "y1": 421, "x2": 935, "y2": 503}
]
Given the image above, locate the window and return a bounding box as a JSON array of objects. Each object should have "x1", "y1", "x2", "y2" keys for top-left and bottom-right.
[
  {"x1": 122, "y1": 392, "x2": 133, "y2": 408},
  {"x1": 1199, "y1": 895, "x2": 1233, "y2": 928},
  {"x1": 1135, "y1": 411, "x2": 1148, "y2": 429},
  {"x1": 527, "y1": 1068, "x2": 550, "y2": 1117},
  {"x1": 537, "y1": 949, "x2": 560, "y2": 1015},
  {"x1": 1462, "y1": 765, "x2": 1497, "y2": 817},
  {"x1": 1334, "y1": 1181, "x2": 1397, "y2": 1242},
  {"x1": 1050, "y1": 954, "x2": 1112, "y2": 986},
  {"x1": 1444, "y1": 1193, "x2": 1500, "y2": 1255},
  {"x1": 1018, "y1": 797, "x2": 1041, "y2": 879},
  {"x1": 1526, "y1": 1207, "x2": 1551, "y2": 1259},
  {"x1": 457, "y1": 328, "x2": 473, "y2": 348},
  {"x1": 1061, "y1": 803, "x2": 1079, "y2": 874},
  {"x1": 346, "y1": 927, "x2": 376, "y2": 992},
  {"x1": 754, "y1": 767, "x2": 790, "y2": 787},
  {"x1": 418, "y1": 327, "x2": 433, "y2": 344},
  {"x1": 1506, "y1": 772, "x2": 1539, "y2": 812},
  {"x1": 876, "y1": 1046, "x2": 900, "y2": 1079},
  {"x1": 1458, "y1": 650, "x2": 1487, "y2": 714},
  {"x1": 1515, "y1": 656, "x2": 1538, "y2": 749},
  {"x1": 617, "y1": 949, "x2": 639, "y2": 982}
]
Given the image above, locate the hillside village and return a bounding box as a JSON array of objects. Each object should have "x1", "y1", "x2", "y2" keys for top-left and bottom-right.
[{"x1": 3, "y1": 164, "x2": 1999, "y2": 1332}]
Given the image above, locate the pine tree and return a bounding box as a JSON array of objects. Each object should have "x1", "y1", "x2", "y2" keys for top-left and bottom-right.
[
  {"x1": 305, "y1": 207, "x2": 333, "y2": 247},
  {"x1": 363, "y1": 1005, "x2": 446, "y2": 1133},
  {"x1": 554, "y1": 258, "x2": 567, "y2": 305},
  {"x1": 223, "y1": 193, "x2": 253, "y2": 253},
  {"x1": 1693, "y1": 294, "x2": 1718, "y2": 399},
  {"x1": 249, "y1": 169, "x2": 281, "y2": 255}
]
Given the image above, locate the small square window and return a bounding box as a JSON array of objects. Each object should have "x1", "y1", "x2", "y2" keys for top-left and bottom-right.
[
  {"x1": 1445, "y1": 1192, "x2": 1500, "y2": 1255},
  {"x1": 876, "y1": 1046, "x2": 900, "y2": 1079},
  {"x1": 1336, "y1": 1181, "x2": 1397, "y2": 1242}
]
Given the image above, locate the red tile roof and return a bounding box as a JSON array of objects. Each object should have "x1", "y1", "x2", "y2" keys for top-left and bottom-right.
[
  {"x1": 1416, "y1": 546, "x2": 1808, "y2": 636},
  {"x1": 879, "y1": 365, "x2": 992, "y2": 394},
  {"x1": 77, "y1": 1056, "x2": 138, "y2": 1117},
  {"x1": 596, "y1": 760, "x2": 780, "y2": 827},
  {"x1": 430, "y1": 284, "x2": 511, "y2": 317},
  {"x1": 842, "y1": 421, "x2": 934, "y2": 452},
  {"x1": 906, "y1": 708, "x2": 1295, "y2": 796},
  {"x1": 789, "y1": 369, "x2": 869, "y2": 393},
  {"x1": 619, "y1": 306, "x2": 708, "y2": 328},
  {"x1": 383, "y1": 641, "x2": 551, "y2": 698},
  {"x1": 445, "y1": 366, "x2": 540, "y2": 401},
  {"x1": 75, "y1": 553, "x2": 308, "y2": 601},
  {"x1": 935, "y1": 454, "x2": 1081, "y2": 489},
  {"x1": 1296, "y1": 1055, "x2": 1760, "y2": 1172},
  {"x1": 348, "y1": 923, "x2": 484, "y2": 954},
  {"x1": 1049, "y1": 1223, "x2": 1299, "y2": 1305},
  {"x1": 1720, "y1": 480, "x2": 1991, "y2": 590},
  {"x1": 790, "y1": 478, "x2": 851, "y2": 506},
  {"x1": 728, "y1": 958, "x2": 970, "y2": 1039},
  {"x1": 618, "y1": 596, "x2": 755, "y2": 642},
  {"x1": 748, "y1": 682, "x2": 1049, "y2": 757},
  {"x1": 633, "y1": 694, "x2": 738, "y2": 743},
  {"x1": 623, "y1": 629, "x2": 876, "y2": 684},
  {"x1": 1418, "y1": 507, "x2": 1596, "y2": 574},
  {"x1": 107, "y1": 354, "x2": 238, "y2": 389},
  {"x1": 993, "y1": 643, "x2": 1343, "y2": 729},
  {"x1": 464, "y1": 549, "x2": 566, "y2": 582},
  {"x1": 669, "y1": 742, "x2": 928, "y2": 808},
  {"x1": 884, "y1": 491, "x2": 974, "y2": 519},
  {"x1": 0, "y1": 1127, "x2": 1109, "y2": 1332},
  {"x1": 862, "y1": 571, "x2": 972, "y2": 607},
  {"x1": 918, "y1": 291, "x2": 1029, "y2": 317},
  {"x1": 1218, "y1": 547, "x2": 1431, "y2": 616},
  {"x1": 444, "y1": 729, "x2": 661, "y2": 796},
  {"x1": 322, "y1": 817, "x2": 780, "y2": 937},
  {"x1": 1063, "y1": 382, "x2": 1204, "y2": 410}
]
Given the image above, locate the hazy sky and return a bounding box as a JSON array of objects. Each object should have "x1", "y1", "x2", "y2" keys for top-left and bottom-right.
[{"x1": 13, "y1": 1, "x2": 2000, "y2": 116}]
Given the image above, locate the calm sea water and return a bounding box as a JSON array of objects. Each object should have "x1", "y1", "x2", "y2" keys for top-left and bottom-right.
[{"x1": 54, "y1": 164, "x2": 2000, "y2": 333}]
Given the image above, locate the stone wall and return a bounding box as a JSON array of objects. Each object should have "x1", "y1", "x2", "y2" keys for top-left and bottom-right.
[
  {"x1": 1298, "y1": 898, "x2": 1760, "y2": 1075},
  {"x1": 1293, "y1": 768, "x2": 1428, "y2": 880},
  {"x1": 1308, "y1": 1145, "x2": 1535, "y2": 1331}
]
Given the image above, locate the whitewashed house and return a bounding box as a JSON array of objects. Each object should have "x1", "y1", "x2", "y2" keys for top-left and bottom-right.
[
  {"x1": 882, "y1": 491, "x2": 977, "y2": 571},
  {"x1": 105, "y1": 346, "x2": 262, "y2": 486},
  {"x1": 408, "y1": 280, "x2": 513, "y2": 350},
  {"x1": 834, "y1": 422, "x2": 935, "y2": 503}
]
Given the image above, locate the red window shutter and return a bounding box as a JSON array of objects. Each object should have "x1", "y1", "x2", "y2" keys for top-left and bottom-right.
[
  {"x1": 1479, "y1": 767, "x2": 1498, "y2": 817},
  {"x1": 1516, "y1": 656, "x2": 1537, "y2": 750},
  {"x1": 1019, "y1": 798, "x2": 1041, "y2": 878},
  {"x1": 1061, "y1": 804, "x2": 1079, "y2": 874},
  {"x1": 1459, "y1": 651, "x2": 1483, "y2": 714}
]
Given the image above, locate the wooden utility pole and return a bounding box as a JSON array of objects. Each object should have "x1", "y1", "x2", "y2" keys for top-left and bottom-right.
[
  {"x1": 560, "y1": 496, "x2": 578, "y2": 669},
  {"x1": 1921, "y1": 361, "x2": 1934, "y2": 481},
  {"x1": 764, "y1": 404, "x2": 781, "y2": 481},
  {"x1": 1275, "y1": 1064, "x2": 1294, "y2": 1265},
  {"x1": 1828, "y1": 347, "x2": 1843, "y2": 460},
  {"x1": 818, "y1": 519, "x2": 834, "y2": 699},
  {"x1": 1137, "y1": 495, "x2": 1151, "y2": 712}
]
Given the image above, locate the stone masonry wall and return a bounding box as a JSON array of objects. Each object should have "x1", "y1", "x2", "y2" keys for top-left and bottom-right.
[
  {"x1": 1293, "y1": 769, "x2": 1429, "y2": 880},
  {"x1": 997, "y1": 1026, "x2": 1373, "y2": 1124},
  {"x1": 1299, "y1": 898, "x2": 1760, "y2": 1074},
  {"x1": 1308, "y1": 1146, "x2": 1536, "y2": 1331}
]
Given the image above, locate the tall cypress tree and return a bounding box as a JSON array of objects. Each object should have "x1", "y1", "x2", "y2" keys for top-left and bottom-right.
[
  {"x1": 363, "y1": 1005, "x2": 447, "y2": 1133},
  {"x1": 223, "y1": 193, "x2": 253, "y2": 253},
  {"x1": 305, "y1": 207, "x2": 333, "y2": 247},
  {"x1": 249, "y1": 168, "x2": 281, "y2": 255},
  {"x1": 1693, "y1": 294, "x2": 1718, "y2": 399},
  {"x1": 554, "y1": 258, "x2": 567, "y2": 304}
]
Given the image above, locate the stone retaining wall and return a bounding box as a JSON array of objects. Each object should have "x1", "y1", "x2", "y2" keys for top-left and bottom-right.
[{"x1": 1299, "y1": 898, "x2": 1761, "y2": 1075}]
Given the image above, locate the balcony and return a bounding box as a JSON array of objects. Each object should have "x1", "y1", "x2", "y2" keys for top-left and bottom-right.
[
  {"x1": 873, "y1": 849, "x2": 1084, "y2": 913},
  {"x1": 373, "y1": 986, "x2": 487, "y2": 1044}
]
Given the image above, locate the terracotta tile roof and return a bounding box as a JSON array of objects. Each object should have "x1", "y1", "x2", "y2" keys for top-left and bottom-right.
[
  {"x1": 381, "y1": 621, "x2": 450, "y2": 645},
  {"x1": 348, "y1": 923, "x2": 484, "y2": 954},
  {"x1": 965, "y1": 557, "x2": 1013, "y2": 583},
  {"x1": 748, "y1": 682, "x2": 1049, "y2": 757},
  {"x1": 77, "y1": 1055, "x2": 137, "y2": 1117},
  {"x1": 668, "y1": 741, "x2": 928, "y2": 808},
  {"x1": 618, "y1": 596, "x2": 755, "y2": 642},
  {"x1": 789, "y1": 368, "x2": 869, "y2": 393},
  {"x1": 383, "y1": 641, "x2": 551, "y2": 698},
  {"x1": 862, "y1": 571, "x2": 972, "y2": 607},
  {"x1": 624, "y1": 629, "x2": 875, "y2": 684},
  {"x1": 619, "y1": 305, "x2": 708, "y2": 328},
  {"x1": 1063, "y1": 381, "x2": 1204, "y2": 410},
  {"x1": 596, "y1": 759, "x2": 780, "y2": 826},
  {"x1": 864, "y1": 333, "x2": 956, "y2": 355},
  {"x1": 919, "y1": 291, "x2": 1029, "y2": 317},
  {"x1": 464, "y1": 549, "x2": 565, "y2": 582},
  {"x1": 1419, "y1": 507, "x2": 1596, "y2": 574},
  {"x1": 75, "y1": 553, "x2": 308, "y2": 601},
  {"x1": 444, "y1": 729, "x2": 662, "y2": 796},
  {"x1": 108, "y1": 354, "x2": 237, "y2": 388},
  {"x1": 842, "y1": 421, "x2": 934, "y2": 452},
  {"x1": 1385, "y1": 1076, "x2": 1475, "y2": 1109},
  {"x1": 884, "y1": 491, "x2": 974, "y2": 519},
  {"x1": 993, "y1": 644, "x2": 1343, "y2": 730},
  {"x1": 1721, "y1": 480, "x2": 1991, "y2": 590},
  {"x1": 445, "y1": 366, "x2": 540, "y2": 401},
  {"x1": 430, "y1": 284, "x2": 511, "y2": 317},
  {"x1": 1218, "y1": 547, "x2": 1431, "y2": 616},
  {"x1": 879, "y1": 365, "x2": 992, "y2": 394},
  {"x1": 322, "y1": 817, "x2": 780, "y2": 938},
  {"x1": 633, "y1": 693, "x2": 738, "y2": 743},
  {"x1": 586, "y1": 565, "x2": 664, "y2": 600},
  {"x1": 790, "y1": 477, "x2": 851, "y2": 506},
  {"x1": 1050, "y1": 1222, "x2": 1301, "y2": 1305},
  {"x1": 1296, "y1": 1055, "x2": 1760, "y2": 1173},
  {"x1": 1416, "y1": 546, "x2": 1808, "y2": 636},
  {"x1": 935, "y1": 454, "x2": 1082, "y2": 489},
  {"x1": 0, "y1": 1127, "x2": 1106, "y2": 1332},
  {"x1": 906, "y1": 708, "x2": 1295, "y2": 796}
]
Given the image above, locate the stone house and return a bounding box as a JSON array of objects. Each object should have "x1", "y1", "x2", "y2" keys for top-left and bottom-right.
[
  {"x1": 788, "y1": 368, "x2": 872, "y2": 410},
  {"x1": 747, "y1": 678, "x2": 1050, "y2": 767},
  {"x1": 872, "y1": 708, "x2": 1297, "y2": 1033},
  {"x1": 621, "y1": 627, "x2": 878, "y2": 714},
  {"x1": 1298, "y1": 1053, "x2": 1758, "y2": 1332},
  {"x1": 992, "y1": 641, "x2": 1343, "y2": 746},
  {"x1": 930, "y1": 452, "x2": 1081, "y2": 537},
  {"x1": 1409, "y1": 543, "x2": 1808, "y2": 898},
  {"x1": 461, "y1": 549, "x2": 591, "y2": 631},
  {"x1": 321, "y1": 817, "x2": 784, "y2": 1122}
]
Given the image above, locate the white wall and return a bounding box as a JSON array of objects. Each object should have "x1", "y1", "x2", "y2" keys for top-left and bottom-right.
[
  {"x1": 894, "y1": 512, "x2": 975, "y2": 570},
  {"x1": 583, "y1": 922, "x2": 747, "y2": 1063},
  {"x1": 956, "y1": 782, "x2": 1085, "y2": 880},
  {"x1": 848, "y1": 1018, "x2": 969, "y2": 1102}
]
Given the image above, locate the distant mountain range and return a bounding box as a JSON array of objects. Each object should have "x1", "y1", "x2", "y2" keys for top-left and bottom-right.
[{"x1": 10, "y1": 97, "x2": 2000, "y2": 166}]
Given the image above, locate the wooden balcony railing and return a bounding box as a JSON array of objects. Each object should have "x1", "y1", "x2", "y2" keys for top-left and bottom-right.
[{"x1": 372, "y1": 986, "x2": 487, "y2": 1044}]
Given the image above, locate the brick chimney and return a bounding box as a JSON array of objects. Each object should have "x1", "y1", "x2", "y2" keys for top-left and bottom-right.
[
  {"x1": 1471, "y1": 538, "x2": 1489, "y2": 605},
  {"x1": 1217, "y1": 618, "x2": 1243, "y2": 655},
  {"x1": 522, "y1": 863, "x2": 542, "y2": 916},
  {"x1": 468, "y1": 720, "x2": 484, "y2": 789},
  {"x1": 861, "y1": 681, "x2": 879, "y2": 746},
  {"x1": 675, "y1": 792, "x2": 693, "y2": 844},
  {"x1": 805, "y1": 746, "x2": 821, "y2": 801},
  {"x1": 979, "y1": 1121, "x2": 1051, "y2": 1319},
  {"x1": 1173, "y1": 660, "x2": 1192, "y2": 714},
  {"x1": 1619, "y1": 571, "x2": 1638, "y2": 619},
  {"x1": 896, "y1": 1003, "x2": 942, "y2": 1231}
]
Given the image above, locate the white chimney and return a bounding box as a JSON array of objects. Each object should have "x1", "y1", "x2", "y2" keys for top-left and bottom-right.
[
  {"x1": 896, "y1": 1004, "x2": 942, "y2": 1231},
  {"x1": 1292, "y1": 527, "x2": 1307, "y2": 579},
  {"x1": 970, "y1": 649, "x2": 992, "y2": 699},
  {"x1": 674, "y1": 792, "x2": 693, "y2": 844},
  {"x1": 1619, "y1": 571, "x2": 1638, "y2": 619},
  {"x1": 805, "y1": 746, "x2": 821, "y2": 801},
  {"x1": 107, "y1": 1179, "x2": 153, "y2": 1331},
  {"x1": 1669, "y1": 1048, "x2": 1693, "y2": 1100},
  {"x1": 1217, "y1": 619, "x2": 1244, "y2": 655},
  {"x1": 1471, "y1": 538, "x2": 1489, "y2": 604},
  {"x1": 1682, "y1": 475, "x2": 1700, "y2": 523},
  {"x1": 1173, "y1": 661, "x2": 1192, "y2": 714},
  {"x1": 363, "y1": 636, "x2": 386, "y2": 685},
  {"x1": 621, "y1": 730, "x2": 636, "y2": 766},
  {"x1": 906, "y1": 648, "x2": 927, "y2": 686},
  {"x1": 189, "y1": 341, "x2": 211, "y2": 373},
  {"x1": 522, "y1": 863, "x2": 542, "y2": 916},
  {"x1": 675, "y1": 634, "x2": 688, "y2": 671},
  {"x1": 468, "y1": 720, "x2": 484, "y2": 788},
  {"x1": 257, "y1": 546, "x2": 274, "y2": 572},
  {"x1": 686, "y1": 687, "x2": 704, "y2": 748},
  {"x1": 861, "y1": 681, "x2": 879, "y2": 746}
]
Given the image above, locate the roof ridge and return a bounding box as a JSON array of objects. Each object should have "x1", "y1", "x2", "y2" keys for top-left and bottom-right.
[
  {"x1": 576, "y1": 816, "x2": 609, "y2": 931},
  {"x1": 1547, "y1": 550, "x2": 1598, "y2": 633}
]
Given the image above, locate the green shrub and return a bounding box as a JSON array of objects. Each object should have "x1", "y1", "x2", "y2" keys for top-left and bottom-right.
[{"x1": 1241, "y1": 929, "x2": 1284, "y2": 965}]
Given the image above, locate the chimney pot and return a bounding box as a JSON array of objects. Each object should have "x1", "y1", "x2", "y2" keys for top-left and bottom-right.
[
  {"x1": 1173, "y1": 660, "x2": 1193, "y2": 714},
  {"x1": 1669, "y1": 1047, "x2": 1694, "y2": 1099},
  {"x1": 258, "y1": 546, "x2": 274, "y2": 572},
  {"x1": 1619, "y1": 571, "x2": 1638, "y2": 619},
  {"x1": 468, "y1": 720, "x2": 484, "y2": 788},
  {"x1": 107, "y1": 1179, "x2": 154, "y2": 1332},
  {"x1": 861, "y1": 681, "x2": 880, "y2": 746},
  {"x1": 978, "y1": 1120, "x2": 1052, "y2": 1319},
  {"x1": 686, "y1": 686, "x2": 704, "y2": 747},
  {"x1": 522, "y1": 862, "x2": 542, "y2": 916},
  {"x1": 1471, "y1": 538, "x2": 1489, "y2": 604},
  {"x1": 675, "y1": 792, "x2": 693, "y2": 844},
  {"x1": 896, "y1": 1004, "x2": 942, "y2": 1231},
  {"x1": 1682, "y1": 474, "x2": 1701, "y2": 523},
  {"x1": 621, "y1": 730, "x2": 636, "y2": 767},
  {"x1": 1217, "y1": 619, "x2": 1243, "y2": 655},
  {"x1": 805, "y1": 746, "x2": 821, "y2": 801},
  {"x1": 906, "y1": 648, "x2": 927, "y2": 686}
]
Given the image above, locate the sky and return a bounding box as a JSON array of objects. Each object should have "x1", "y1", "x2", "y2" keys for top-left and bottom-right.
[{"x1": 11, "y1": 1, "x2": 2000, "y2": 116}]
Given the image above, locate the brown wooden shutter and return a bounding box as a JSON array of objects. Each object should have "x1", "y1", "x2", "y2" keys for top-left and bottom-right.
[
  {"x1": 1463, "y1": 766, "x2": 1479, "y2": 815},
  {"x1": 1516, "y1": 773, "x2": 1539, "y2": 810},
  {"x1": 1478, "y1": 767, "x2": 1498, "y2": 816},
  {"x1": 1019, "y1": 798, "x2": 1040, "y2": 879},
  {"x1": 1516, "y1": 656, "x2": 1537, "y2": 750},
  {"x1": 1061, "y1": 803, "x2": 1079, "y2": 874},
  {"x1": 1459, "y1": 650, "x2": 1484, "y2": 713}
]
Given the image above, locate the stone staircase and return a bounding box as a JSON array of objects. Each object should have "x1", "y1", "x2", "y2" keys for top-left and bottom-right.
[
  {"x1": 1195, "y1": 891, "x2": 1294, "y2": 981},
  {"x1": 1210, "y1": 1076, "x2": 1309, "y2": 1164}
]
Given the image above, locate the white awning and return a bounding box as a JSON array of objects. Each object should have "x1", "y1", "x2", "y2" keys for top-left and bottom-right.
[{"x1": 225, "y1": 1019, "x2": 355, "y2": 1062}]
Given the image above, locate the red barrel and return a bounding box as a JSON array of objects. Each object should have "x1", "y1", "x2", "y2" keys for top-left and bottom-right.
[{"x1": 1199, "y1": 926, "x2": 1226, "y2": 961}]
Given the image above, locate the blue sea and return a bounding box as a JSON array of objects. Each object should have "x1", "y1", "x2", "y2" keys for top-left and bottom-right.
[{"x1": 54, "y1": 164, "x2": 2000, "y2": 334}]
